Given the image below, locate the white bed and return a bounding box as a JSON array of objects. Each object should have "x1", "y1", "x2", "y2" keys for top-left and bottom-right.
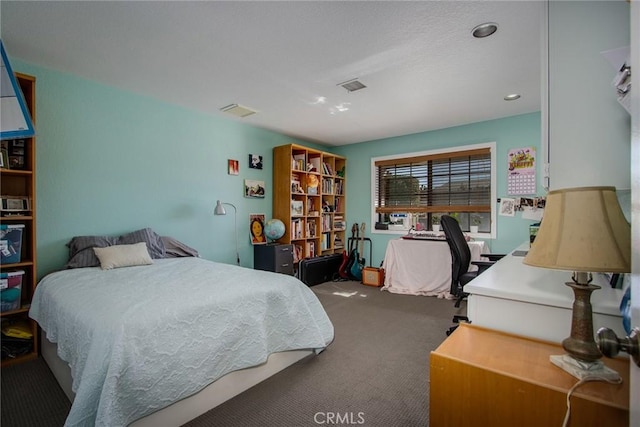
[{"x1": 30, "y1": 257, "x2": 334, "y2": 427}]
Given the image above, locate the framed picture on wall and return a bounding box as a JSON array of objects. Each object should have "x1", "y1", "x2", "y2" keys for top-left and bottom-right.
[
  {"x1": 228, "y1": 159, "x2": 239, "y2": 175},
  {"x1": 249, "y1": 154, "x2": 263, "y2": 170},
  {"x1": 244, "y1": 179, "x2": 265, "y2": 198},
  {"x1": 249, "y1": 213, "x2": 267, "y2": 245}
]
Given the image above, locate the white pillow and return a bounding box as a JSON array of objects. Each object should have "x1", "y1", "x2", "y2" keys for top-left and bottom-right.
[{"x1": 93, "y1": 242, "x2": 153, "y2": 270}]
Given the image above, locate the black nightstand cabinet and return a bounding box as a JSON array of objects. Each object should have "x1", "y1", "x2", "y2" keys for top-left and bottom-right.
[{"x1": 254, "y1": 244, "x2": 294, "y2": 275}]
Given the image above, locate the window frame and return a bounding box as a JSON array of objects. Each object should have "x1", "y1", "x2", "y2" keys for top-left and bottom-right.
[{"x1": 370, "y1": 141, "x2": 497, "y2": 238}]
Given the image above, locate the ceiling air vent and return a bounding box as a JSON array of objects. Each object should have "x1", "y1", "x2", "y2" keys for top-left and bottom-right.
[
  {"x1": 338, "y1": 78, "x2": 366, "y2": 93},
  {"x1": 220, "y1": 104, "x2": 258, "y2": 118}
]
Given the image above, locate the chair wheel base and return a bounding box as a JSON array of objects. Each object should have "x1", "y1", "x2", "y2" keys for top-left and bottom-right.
[
  {"x1": 453, "y1": 315, "x2": 468, "y2": 324},
  {"x1": 447, "y1": 319, "x2": 470, "y2": 336}
]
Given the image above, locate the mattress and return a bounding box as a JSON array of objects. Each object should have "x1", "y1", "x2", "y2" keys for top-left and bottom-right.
[{"x1": 29, "y1": 257, "x2": 334, "y2": 426}]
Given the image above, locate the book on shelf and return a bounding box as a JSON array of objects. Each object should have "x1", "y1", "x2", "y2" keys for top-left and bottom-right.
[
  {"x1": 322, "y1": 162, "x2": 334, "y2": 175},
  {"x1": 293, "y1": 244, "x2": 304, "y2": 263},
  {"x1": 334, "y1": 180, "x2": 343, "y2": 195},
  {"x1": 321, "y1": 233, "x2": 330, "y2": 250},
  {"x1": 334, "y1": 234, "x2": 344, "y2": 249},
  {"x1": 292, "y1": 154, "x2": 306, "y2": 171},
  {"x1": 291, "y1": 218, "x2": 304, "y2": 239},
  {"x1": 306, "y1": 219, "x2": 317, "y2": 237},
  {"x1": 306, "y1": 240, "x2": 315, "y2": 258},
  {"x1": 321, "y1": 214, "x2": 331, "y2": 232},
  {"x1": 321, "y1": 178, "x2": 333, "y2": 194},
  {"x1": 334, "y1": 198, "x2": 342, "y2": 213}
]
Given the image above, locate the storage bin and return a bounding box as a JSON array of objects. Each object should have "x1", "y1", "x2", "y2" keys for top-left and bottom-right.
[
  {"x1": 1, "y1": 270, "x2": 24, "y2": 312},
  {"x1": 0, "y1": 224, "x2": 25, "y2": 264}
]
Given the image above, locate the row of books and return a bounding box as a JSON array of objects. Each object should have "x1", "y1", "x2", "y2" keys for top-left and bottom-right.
[
  {"x1": 290, "y1": 154, "x2": 343, "y2": 178},
  {"x1": 318, "y1": 233, "x2": 346, "y2": 251},
  {"x1": 291, "y1": 217, "x2": 318, "y2": 239},
  {"x1": 321, "y1": 162, "x2": 334, "y2": 175},
  {"x1": 291, "y1": 218, "x2": 305, "y2": 239},
  {"x1": 292, "y1": 154, "x2": 306, "y2": 171},
  {"x1": 306, "y1": 241, "x2": 316, "y2": 258},
  {"x1": 320, "y1": 233, "x2": 331, "y2": 251},
  {"x1": 292, "y1": 199, "x2": 345, "y2": 218},
  {"x1": 320, "y1": 214, "x2": 332, "y2": 232}
]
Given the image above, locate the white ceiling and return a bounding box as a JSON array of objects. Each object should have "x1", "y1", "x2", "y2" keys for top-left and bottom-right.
[{"x1": 0, "y1": 1, "x2": 543, "y2": 146}]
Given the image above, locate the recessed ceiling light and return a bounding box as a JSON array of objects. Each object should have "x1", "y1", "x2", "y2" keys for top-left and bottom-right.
[
  {"x1": 504, "y1": 94, "x2": 521, "y2": 101},
  {"x1": 219, "y1": 104, "x2": 258, "y2": 118},
  {"x1": 472, "y1": 22, "x2": 498, "y2": 38}
]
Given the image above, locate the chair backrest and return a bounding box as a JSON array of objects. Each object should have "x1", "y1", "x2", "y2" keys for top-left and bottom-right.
[{"x1": 441, "y1": 215, "x2": 472, "y2": 283}]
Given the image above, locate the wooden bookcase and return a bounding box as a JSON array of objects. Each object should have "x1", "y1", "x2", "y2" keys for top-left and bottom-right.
[
  {"x1": 1, "y1": 73, "x2": 38, "y2": 367},
  {"x1": 273, "y1": 144, "x2": 346, "y2": 264}
]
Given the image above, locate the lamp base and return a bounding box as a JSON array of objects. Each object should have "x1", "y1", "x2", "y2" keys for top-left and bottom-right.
[{"x1": 550, "y1": 354, "x2": 620, "y2": 381}]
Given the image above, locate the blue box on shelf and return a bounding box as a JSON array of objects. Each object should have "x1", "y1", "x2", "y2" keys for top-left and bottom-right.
[
  {"x1": 0, "y1": 224, "x2": 25, "y2": 264},
  {"x1": 1, "y1": 270, "x2": 24, "y2": 312}
]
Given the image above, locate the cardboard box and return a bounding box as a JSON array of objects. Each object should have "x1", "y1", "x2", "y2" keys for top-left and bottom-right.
[{"x1": 362, "y1": 267, "x2": 385, "y2": 287}]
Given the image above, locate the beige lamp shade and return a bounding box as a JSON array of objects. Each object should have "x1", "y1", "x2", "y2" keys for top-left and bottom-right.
[{"x1": 524, "y1": 186, "x2": 630, "y2": 273}]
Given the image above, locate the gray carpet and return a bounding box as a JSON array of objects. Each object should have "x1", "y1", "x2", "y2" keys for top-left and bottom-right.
[{"x1": 1, "y1": 280, "x2": 462, "y2": 427}]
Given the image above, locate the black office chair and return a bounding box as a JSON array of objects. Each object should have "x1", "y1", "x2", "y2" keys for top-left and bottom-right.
[
  {"x1": 440, "y1": 215, "x2": 505, "y2": 335},
  {"x1": 441, "y1": 215, "x2": 503, "y2": 307}
]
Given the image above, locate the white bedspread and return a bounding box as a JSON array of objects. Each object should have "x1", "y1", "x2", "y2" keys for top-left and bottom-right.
[{"x1": 29, "y1": 258, "x2": 334, "y2": 427}]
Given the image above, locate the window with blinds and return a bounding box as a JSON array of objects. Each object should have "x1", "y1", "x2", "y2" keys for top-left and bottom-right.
[{"x1": 372, "y1": 144, "x2": 495, "y2": 233}]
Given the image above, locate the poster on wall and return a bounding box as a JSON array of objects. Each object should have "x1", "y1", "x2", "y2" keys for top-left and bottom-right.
[
  {"x1": 244, "y1": 179, "x2": 265, "y2": 198},
  {"x1": 507, "y1": 147, "x2": 536, "y2": 195},
  {"x1": 249, "y1": 213, "x2": 267, "y2": 245}
]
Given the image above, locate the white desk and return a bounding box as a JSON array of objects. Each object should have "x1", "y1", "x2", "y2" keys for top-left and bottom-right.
[
  {"x1": 381, "y1": 238, "x2": 487, "y2": 297},
  {"x1": 465, "y1": 243, "x2": 626, "y2": 343}
]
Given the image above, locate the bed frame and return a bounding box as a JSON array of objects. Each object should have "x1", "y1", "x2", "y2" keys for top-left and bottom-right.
[{"x1": 41, "y1": 336, "x2": 313, "y2": 426}]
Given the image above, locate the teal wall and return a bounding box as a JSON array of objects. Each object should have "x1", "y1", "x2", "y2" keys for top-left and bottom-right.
[
  {"x1": 334, "y1": 112, "x2": 543, "y2": 266},
  {"x1": 13, "y1": 59, "x2": 541, "y2": 278},
  {"x1": 12, "y1": 60, "x2": 326, "y2": 278}
]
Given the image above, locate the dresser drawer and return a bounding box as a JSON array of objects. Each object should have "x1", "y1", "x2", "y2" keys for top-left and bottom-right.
[{"x1": 254, "y1": 244, "x2": 294, "y2": 275}]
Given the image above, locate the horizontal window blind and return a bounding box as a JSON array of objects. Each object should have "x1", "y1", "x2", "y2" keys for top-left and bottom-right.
[{"x1": 375, "y1": 148, "x2": 491, "y2": 214}]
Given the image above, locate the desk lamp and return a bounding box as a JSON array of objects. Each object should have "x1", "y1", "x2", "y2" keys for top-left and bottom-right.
[
  {"x1": 214, "y1": 200, "x2": 240, "y2": 265},
  {"x1": 523, "y1": 187, "x2": 630, "y2": 380}
]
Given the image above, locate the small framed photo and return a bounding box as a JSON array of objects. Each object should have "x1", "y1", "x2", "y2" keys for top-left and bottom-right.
[
  {"x1": 291, "y1": 200, "x2": 304, "y2": 216},
  {"x1": 9, "y1": 156, "x2": 24, "y2": 169},
  {"x1": 244, "y1": 179, "x2": 265, "y2": 198},
  {"x1": 249, "y1": 154, "x2": 263, "y2": 170},
  {"x1": 249, "y1": 213, "x2": 267, "y2": 245},
  {"x1": 228, "y1": 159, "x2": 239, "y2": 175}
]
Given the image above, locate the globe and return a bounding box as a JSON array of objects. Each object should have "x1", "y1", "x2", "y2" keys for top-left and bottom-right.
[{"x1": 264, "y1": 218, "x2": 285, "y2": 241}]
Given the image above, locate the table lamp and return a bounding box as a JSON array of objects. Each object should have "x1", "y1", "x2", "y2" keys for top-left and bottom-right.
[
  {"x1": 523, "y1": 186, "x2": 630, "y2": 379},
  {"x1": 214, "y1": 200, "x2": 240, "y2": 265}
]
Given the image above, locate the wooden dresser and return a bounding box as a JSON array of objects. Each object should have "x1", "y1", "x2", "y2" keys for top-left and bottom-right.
[{"x1": 429, "y1": 323, "x2": 629, "y2": 427}]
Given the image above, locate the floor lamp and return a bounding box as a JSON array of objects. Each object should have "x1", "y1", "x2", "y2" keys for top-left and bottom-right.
[{"x1": 214, "y1": 200, "x2": 240, "y2": 265}]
